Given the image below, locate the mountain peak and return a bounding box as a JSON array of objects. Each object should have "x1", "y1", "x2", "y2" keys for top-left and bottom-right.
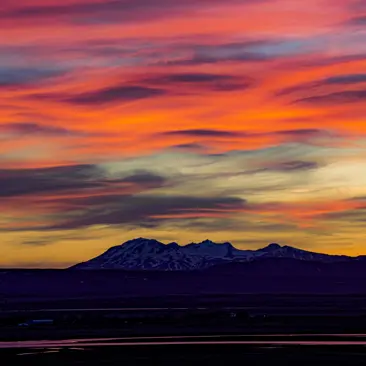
[
  {"x1": 122, "y1": 238, "x2": 164, "y2": 248},
  {"x1": 198, "y1": 239, "x2": 233, "y2": 247},
  {"x1": 167, "y1": 242, "x2": 180, "y2": 250},
  {"x1": 126, "y1": 237, "x2": 160, "y2": 243},
  {"x1": 261, "y1": 243, "x2": 283, "y2": 251},
  {"x1": 200, "y1": 239, "x2": 216, "y2": 246}
]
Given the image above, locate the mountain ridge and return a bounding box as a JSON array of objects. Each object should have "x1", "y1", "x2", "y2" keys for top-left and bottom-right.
[{"x1": 71, "y1": 237, "x2": 361, "y2": 271}]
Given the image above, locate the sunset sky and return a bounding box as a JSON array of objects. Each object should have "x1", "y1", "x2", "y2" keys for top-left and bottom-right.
[{"x1": 1, "y1": 0, "x2": 366, "y2": 268}]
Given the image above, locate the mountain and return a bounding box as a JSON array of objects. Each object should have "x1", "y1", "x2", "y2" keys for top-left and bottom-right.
[
  {"x1": 71, "y1": 238, "x2": 359, "y2": 271},
  {"x1": 72, "y1": 238, "x2": 211, "y2": 271}
]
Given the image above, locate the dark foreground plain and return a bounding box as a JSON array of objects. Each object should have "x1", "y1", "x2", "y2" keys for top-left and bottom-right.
[
  {"x1": 2, "y1": 272, "x2": 366, "y2": 341},
  {"x1": 2, "y1": 293, "x2": 366, "y2": 342},
  {"x1": 2, "y1": 266, "x2": 366, "y2": 364},
  {"x1": 2, "y1": 260, "x2": 366, "y2": 299}
]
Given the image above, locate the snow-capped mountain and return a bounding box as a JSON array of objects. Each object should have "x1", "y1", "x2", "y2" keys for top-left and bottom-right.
[
  {"x1": 71, "y1": 238, "x2": 356, "y2": 271},
  {"x1": 254, "y1": 243, "x2": 351, "y2": 263},
  {"x1": 73, "y1": 238, "x2": 213, "y2": 271}
]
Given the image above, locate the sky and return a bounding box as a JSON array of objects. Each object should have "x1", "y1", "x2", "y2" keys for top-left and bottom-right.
[{"x1": 1, "y1": 0, "x2": 366, "y2": 268}]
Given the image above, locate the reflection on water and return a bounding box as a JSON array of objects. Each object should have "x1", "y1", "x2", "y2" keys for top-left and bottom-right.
[
  {"x1": 18, "y1": 350, "x2": 61, "y2": 356},
  {"x1": 2, "y1": 334, "x2": 366, "y2": 351}
]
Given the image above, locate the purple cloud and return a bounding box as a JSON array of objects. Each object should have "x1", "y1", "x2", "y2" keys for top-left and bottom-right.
[
  {"x1": 162, "y1": 129, "x2": 243, "y2": 138},
  {"x1": 0, "y1": 123, "x2": 84, "y2": 137},
  {"x1": 294, "y1": 90, "x2": 366, "y2": 105}
]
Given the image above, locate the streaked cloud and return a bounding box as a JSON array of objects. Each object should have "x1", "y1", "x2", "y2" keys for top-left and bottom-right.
[
  {"x1": 48, "y1": 194, "x2": 247, "y2": 230},
  {"x1": 163, "y1": 129, "x2": 243, "y2": 138},
  {"x1": 345, "y1": 16, "x2": 366, "y2": 26},
  {"x1": 1, "y1": 0, "x2": 261, "y2": 24},
  {"x1": 33, "y1": 85, "x2": 166, "y2": 105},
  {"x1": 1, "y1": 0, "x2": 366, "y2": 266},
  {"x1": 0, "y1": 122, "x2": 86, "y2": 137},
  {"x1": 294, "y1": 90, "x2": 366, "y2": 105},
  {"x1": 0, "y1": 66, "x2": 65, "y2": 88},
  {"x1": 253, "y1": 160, "x2": 319, "y2": 173},
  {"x1": 144, "y1": 72, "x2": 251, "y2": 91},
  {"x1": 0, "y1": 165, "x2": 168, "y2": 198}
]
